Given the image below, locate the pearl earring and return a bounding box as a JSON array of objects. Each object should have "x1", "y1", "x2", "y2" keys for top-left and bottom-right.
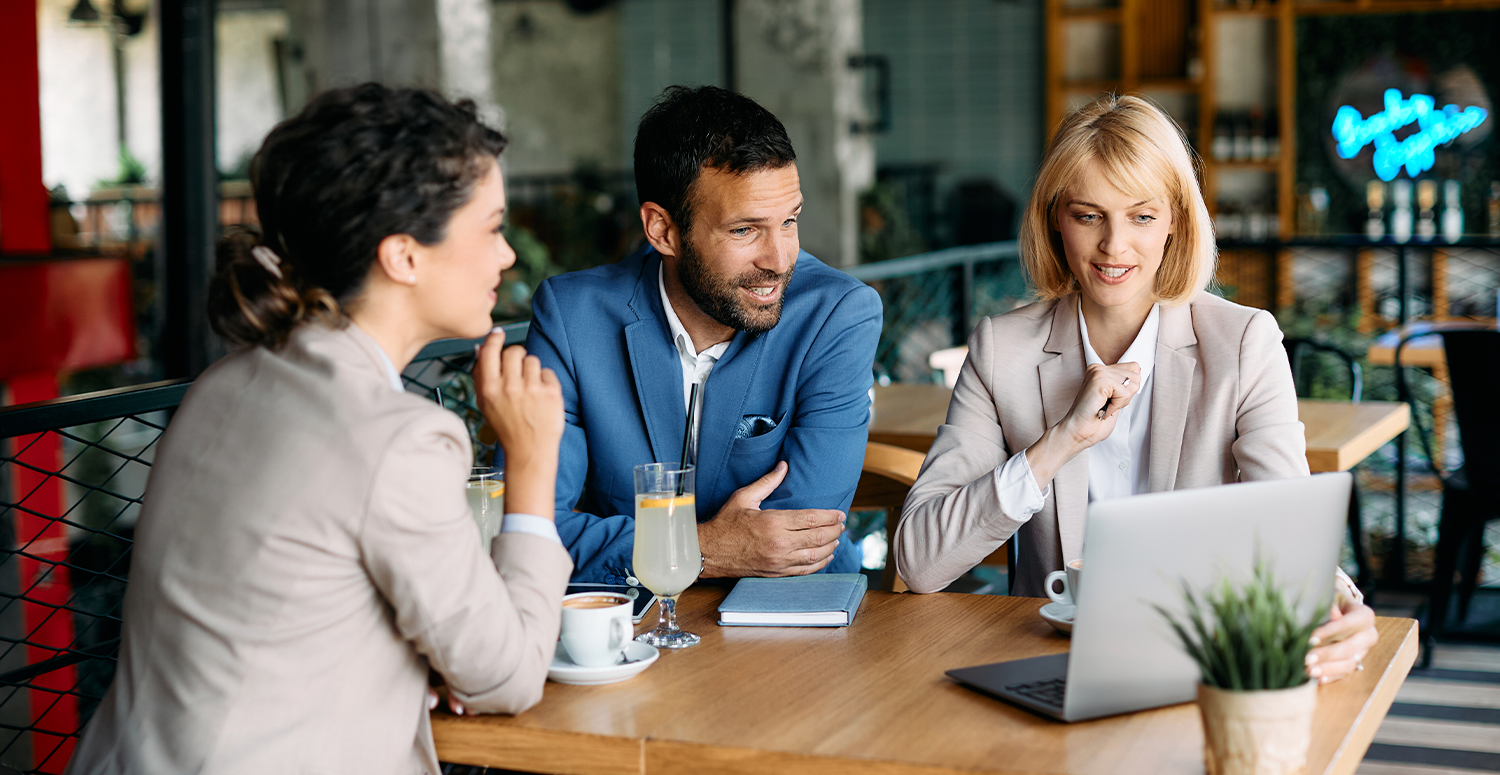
[{"x1": 407, "y1": 275, "x2": 416, "y2": 284}]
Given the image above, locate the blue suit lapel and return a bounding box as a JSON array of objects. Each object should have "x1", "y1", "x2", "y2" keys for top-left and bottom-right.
[{"x1": 625, "y1": 253, "x2": 686, "y2": 466}]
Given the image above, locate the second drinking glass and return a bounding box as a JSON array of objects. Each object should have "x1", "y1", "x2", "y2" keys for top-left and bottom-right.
[{"x1": 632, "y1": 462, "x2": 701, "y2": 649}]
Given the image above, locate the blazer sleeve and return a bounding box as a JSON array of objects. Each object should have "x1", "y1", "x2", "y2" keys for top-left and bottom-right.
[
  {"x1": 526, "y1": 278, "x2": 636, "y2": 582},
  {"x1": 894, "y1": 317, "x2": 1036, "y2": 593},
  {"x1": 361, "y1": 411, "x2": 573, "y2": 715},
  {"x1": 758, "y1": 282, "x2": 882, "y2": 517},
  {"x1": 1231, "y1": 310, "x2": 1310, "y2": 481}
]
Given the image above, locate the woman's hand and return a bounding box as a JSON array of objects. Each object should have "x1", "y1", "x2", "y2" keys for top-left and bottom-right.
[
  {"x1": 1025, "y1": 362, "x2": 1143, "y2": 486},
  {"x1": 474, "y1": 327, "x2": 563, "y2": 518},
  {"x1": 1305, "y1": 600, "x2": 1379, "y2": 684}
]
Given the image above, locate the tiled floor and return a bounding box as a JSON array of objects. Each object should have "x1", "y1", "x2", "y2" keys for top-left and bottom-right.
[{"x1": 1357, "y1": 594, "x2": 1500, "y2": 774}]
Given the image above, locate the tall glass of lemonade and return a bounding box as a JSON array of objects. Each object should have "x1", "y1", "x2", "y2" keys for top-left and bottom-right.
[
  {"x1": 466, "y1": 467, "x2": 505, "y2": 549},
  {"x1": 632, "y1": 462, "x2": 701, "y2": 649}
]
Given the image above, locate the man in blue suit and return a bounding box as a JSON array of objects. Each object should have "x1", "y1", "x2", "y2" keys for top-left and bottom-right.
[{"x1": 526, "y1": 85, "x2": 882, "y2": 584}]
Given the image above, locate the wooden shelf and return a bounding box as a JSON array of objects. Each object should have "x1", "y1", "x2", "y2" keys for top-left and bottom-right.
[
  {"x1": 1060, "y1": 79, "x2": 1122, "y2": 92},
  {"x1": 1212, "y1": 159, "x2": 1282, "y2": 171},
  {"x1": 1210, "y1": 4, "x2": 1283, "y2": 16},
  {"x1": 1059, "y1": 6, "x2": 1123, "y2": 20},
  {"x1": 1136, "y1": 77, "x2": 1201, "y2": 91}
]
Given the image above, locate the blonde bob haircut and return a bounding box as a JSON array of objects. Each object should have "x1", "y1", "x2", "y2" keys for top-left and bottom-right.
[{"x1": 1019, "y1": 94, "x2": 1216, "y2": 305}]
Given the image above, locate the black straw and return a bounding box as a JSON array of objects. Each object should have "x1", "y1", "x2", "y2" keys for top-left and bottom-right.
[{"x1": 677, "y1": 383, "x2": 700, "y2": 496}]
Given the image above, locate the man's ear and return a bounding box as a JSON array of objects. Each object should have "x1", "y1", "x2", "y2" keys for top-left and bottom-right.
[
  {"x1": 640, "y1": 202, "x2": 681, "y2": 259},
  {"x1": 374, "y1": 233, "x2": 421, "y2": 286}
]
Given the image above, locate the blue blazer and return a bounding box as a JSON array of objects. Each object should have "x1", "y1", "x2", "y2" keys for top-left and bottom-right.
[{"x1": 526, "y1": 245, "x2": 882, "y2": 583}]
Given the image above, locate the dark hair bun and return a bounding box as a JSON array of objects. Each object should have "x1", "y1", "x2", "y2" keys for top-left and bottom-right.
[{"x1": 208, "y1": 226, "x2": 338, "y2": 348}]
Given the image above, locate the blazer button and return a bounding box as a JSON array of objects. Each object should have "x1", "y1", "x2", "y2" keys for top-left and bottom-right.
[{"x1": 626, "y1": 576, "x2": 640, "y2": 587}]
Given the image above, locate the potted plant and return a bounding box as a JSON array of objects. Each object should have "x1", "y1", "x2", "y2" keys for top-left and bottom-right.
[{"x1": 1157, "y1": 562, "x2": 1328, "y2": 775}]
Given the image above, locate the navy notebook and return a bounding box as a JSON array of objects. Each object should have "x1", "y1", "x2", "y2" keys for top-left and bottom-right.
[{"x1": 717, "y1": 573, "x2": 868, "y2": 627}]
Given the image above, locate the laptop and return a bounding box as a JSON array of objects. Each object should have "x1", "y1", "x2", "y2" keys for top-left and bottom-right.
[{"x1": 946, "y1": 472, "x2": 1351, "y2": 722}]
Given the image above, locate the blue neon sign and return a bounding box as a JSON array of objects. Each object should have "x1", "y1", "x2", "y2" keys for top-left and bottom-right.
[{"x1": 1331, "y1": 89, "x2": 1488, "y2": 181}]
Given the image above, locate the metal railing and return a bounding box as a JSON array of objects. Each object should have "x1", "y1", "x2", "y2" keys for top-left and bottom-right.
[
  {"x1": 0, "y1": 322, "x2": 527, "y2": 774},
  {"x1": 845, "y1": 241, "x2": 1026, "y2": 383}
]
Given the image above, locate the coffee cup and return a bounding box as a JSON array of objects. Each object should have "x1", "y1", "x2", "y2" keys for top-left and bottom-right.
[
  {"x1": 1044, "y1": 559, "x2": 1084, "y2": 608},
  {"x1": 560, "y1": 592, "x2": 633, "y2": 667}
]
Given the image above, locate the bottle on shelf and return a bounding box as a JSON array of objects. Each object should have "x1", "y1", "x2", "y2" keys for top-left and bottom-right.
[
  {"x1": 1233, "y1": 111, "x2": 1252, "y2": 161},
  {"x1": 1249, "y1": 108, "x2": 1268, "y2": 161},
  {"x1": 1416, "y1": 180, "x2": 1437, "y2": 241},
  {"x1": 1265, "y1": 109, "x2": 1280, "y2": 162},
  {"x1": 1296, "y1": 186, "x2": 1329, "y2": 236},
  {"x1": 1247, "y1": 200, "x2": 1270, "y2": 242},
  {"x1": 1365, "y1": 180, "x2": 1385, "y2": 240},
  {"x1": 1441, "y1": 180, "x2": 1463, "y2": 243},
  {"x1": 1212, "y1": 112, "x2": 1233, "y2": 162},
  {"x1": 1390, "y1": 179, "x2": 1413, "y2": 243}
]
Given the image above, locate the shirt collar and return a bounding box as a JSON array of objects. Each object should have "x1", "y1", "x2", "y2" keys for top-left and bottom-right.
[
  {"x1": 659, "y1": 263, "x2": 731, "y2": 363},
  {"x1": 351, "y1": 322, "x2": 407, "y2": 393},
  {"x1": 1077, "y1": 299, "x2": 1161, "y2": 382}
]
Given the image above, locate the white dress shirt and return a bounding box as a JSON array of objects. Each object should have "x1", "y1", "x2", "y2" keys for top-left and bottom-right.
[
  {"x1": 1079, "y1": 302, "x2": 1160, "y2": 501},
  {"x1": 659, "y1": 264, "x2": 731, "y2": 464},
  {"x1": 362, "y1": 323, "x2": 561, "y2": 545}
]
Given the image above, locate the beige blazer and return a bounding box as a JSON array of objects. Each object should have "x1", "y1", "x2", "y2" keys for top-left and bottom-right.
[
  {"x1": 894, "y1": 291, "x2": 1308, "y2": 598},
  {"x1": 68, "y1": 324, "x2": 573, "y2": 775}
]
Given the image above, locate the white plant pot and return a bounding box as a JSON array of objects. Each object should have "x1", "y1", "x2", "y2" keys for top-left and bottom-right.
[{"x1": 1197, "y1": 680, "x2": 1317, "y2": 775}]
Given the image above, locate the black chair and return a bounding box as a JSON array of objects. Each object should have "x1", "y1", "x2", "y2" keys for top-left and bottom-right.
[
  {"x1": 1401, "y1": 330, "x2": 1500, "y2": 644},
  {"x1": 1282, "y1": 338, "x2": 1371, "y2": 590}
]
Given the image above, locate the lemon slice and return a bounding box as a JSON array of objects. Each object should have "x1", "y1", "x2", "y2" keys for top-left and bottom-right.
[
  {"x1": 468, "y1": 480, "x2": 505, "y2": 498},
  {"x1": 638, "y1": 495, "x2": 695, "y2": 508}
]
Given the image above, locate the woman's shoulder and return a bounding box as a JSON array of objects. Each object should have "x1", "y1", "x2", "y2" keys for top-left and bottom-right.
[
  {"x1": 1184, "y1": 289, "x2": 1274, "y2": 327},
  {"x1": 1180, "y1": 291, "x2": 1286, "y2": 361},
  {"x1": 962, "y1": 296, "x2": 1067, "y2": 375},
  {"x1": 981, "y1": 296, "x2": 1063, "y2": 337}
]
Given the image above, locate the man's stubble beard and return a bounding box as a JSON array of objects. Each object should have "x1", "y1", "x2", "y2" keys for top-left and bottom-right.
[{"x1": 675, "y1": 235, "x2": 793, "y2": 334}]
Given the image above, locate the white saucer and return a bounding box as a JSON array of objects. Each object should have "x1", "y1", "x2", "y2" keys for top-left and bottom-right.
[
  {"x1": 1039, "y1": 602, "x2": 1076, "y2": 634},
  {"x1": 548, "y1": 640, "x2": 659, "y2": 685}
]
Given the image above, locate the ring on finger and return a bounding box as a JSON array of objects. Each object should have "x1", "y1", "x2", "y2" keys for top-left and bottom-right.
[{"x1": 1122, "y1": 376, "x2": 1131, "y2": 387}]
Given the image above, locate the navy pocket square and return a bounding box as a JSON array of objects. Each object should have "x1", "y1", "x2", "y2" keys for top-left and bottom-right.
[{"x1": 735, "y1": 415, "x2": 778, "y2": 439}]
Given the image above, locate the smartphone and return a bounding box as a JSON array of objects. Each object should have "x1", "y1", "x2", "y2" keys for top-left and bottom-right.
[{"x1": 565, "y1": 583, "x2": 658, "y2": 623}]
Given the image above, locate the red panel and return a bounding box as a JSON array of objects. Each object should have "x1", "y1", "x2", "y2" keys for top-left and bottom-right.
[
  {"x1": 0, "y1": 0, "x2": 50, "y2": 254},
  {"x1": 0, "y1": 259, "x2": 137, "y2": 381},
  {"x1": 7, "y1": 374, "x2": 77, "y2": 773}
]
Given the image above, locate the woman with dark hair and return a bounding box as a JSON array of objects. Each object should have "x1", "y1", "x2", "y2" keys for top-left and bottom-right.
[{"x1": 68, "y1": 84, "x2": 571, "y2": 773}]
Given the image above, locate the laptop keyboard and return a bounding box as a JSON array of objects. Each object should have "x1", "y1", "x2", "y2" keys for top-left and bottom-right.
[{"x1": 1005, "y1": 677, "x2": 1067, "y2": 710}]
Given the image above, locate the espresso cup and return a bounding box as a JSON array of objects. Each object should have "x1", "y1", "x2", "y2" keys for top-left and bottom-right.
[
  {"x1": 560, "y1": 592, "x2": 633, "y2": 667},
  {"x1": 1044, "y1": 559, "x2": 1084, "y2": 607}
]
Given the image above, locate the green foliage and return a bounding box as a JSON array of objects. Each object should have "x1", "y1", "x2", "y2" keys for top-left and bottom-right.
[
  {"x1": 858, "y1": 182, "x2": 927, "y2": 263},
  {"x1": 492, "y1": 223, "x2": 556, "y2": 322},
  {"x1": 104, "y1": 145, "x2": 148, "y2": 188},
  {"x1": 1156, "y1": 562, "x2": 1327, "y2": 691}
]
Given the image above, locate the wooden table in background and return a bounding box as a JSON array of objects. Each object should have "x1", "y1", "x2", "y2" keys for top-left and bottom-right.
[
  {"x1": 1298, "y1": 399, "x2": 1410, "y2": 473},
  {"x1": 432, "y1": 587, "x2": 1418, "y2": 775},
  {"x1": 869, "y1": 385, "x2": 1409, "y2": 474}
]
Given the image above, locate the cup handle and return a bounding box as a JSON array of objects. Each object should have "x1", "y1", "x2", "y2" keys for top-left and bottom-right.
[
  {"x1": 609, "y1": 617, "x2": 630, "y2": 655},
  {"x1": 1045, "y1": 570, "x2": 1071, "y2": 606}
]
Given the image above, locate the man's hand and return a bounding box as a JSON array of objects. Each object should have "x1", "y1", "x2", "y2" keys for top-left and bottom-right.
[{"x1": 697, "y1": 461, "x2": 846, "y2": 578}]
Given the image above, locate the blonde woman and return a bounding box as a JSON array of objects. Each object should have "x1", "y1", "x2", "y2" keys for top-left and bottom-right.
[{"x1": 893, "y1": 95, "x2": 1376, "y2": 683}]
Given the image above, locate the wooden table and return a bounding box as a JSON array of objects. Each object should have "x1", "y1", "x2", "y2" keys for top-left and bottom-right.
[
  {"x1": 432, "y1": 587, "x2": 1418, "y2": 775},
  {"x1": 869, "y1": 385, "x2": 1409, "y2": 474}
]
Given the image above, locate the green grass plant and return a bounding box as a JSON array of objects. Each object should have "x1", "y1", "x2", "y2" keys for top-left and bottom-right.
[{"x1": 1156, "y1": 562, "x2": 1328, "y2": 691}]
